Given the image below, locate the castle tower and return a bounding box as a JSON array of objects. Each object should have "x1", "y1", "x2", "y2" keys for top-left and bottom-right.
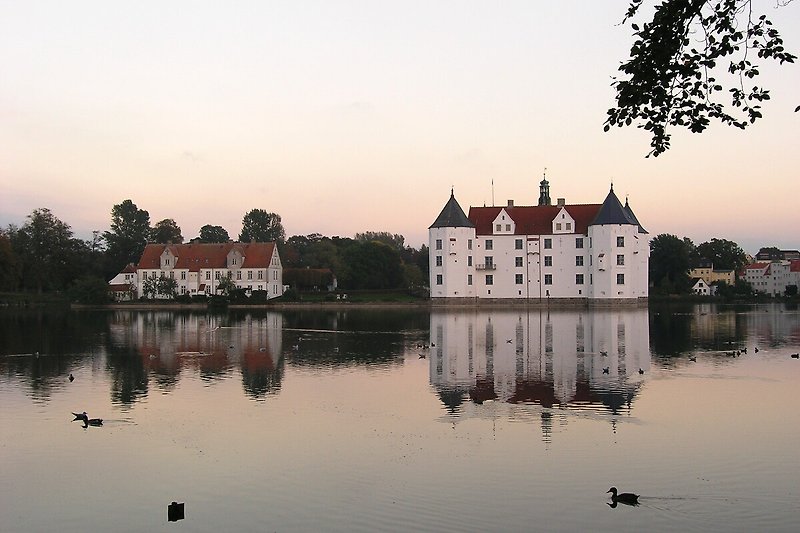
[
  {"x1": 429, "y1": 189, "x2": 476, "y2": 299},
  {"x1": 538, "y1": 172, "x2": 551, "y2": 206}
]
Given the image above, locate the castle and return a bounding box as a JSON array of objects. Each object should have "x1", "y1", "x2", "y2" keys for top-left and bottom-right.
[{"x1": 428, "y1": 177, "x2": 649, "y2": 302}]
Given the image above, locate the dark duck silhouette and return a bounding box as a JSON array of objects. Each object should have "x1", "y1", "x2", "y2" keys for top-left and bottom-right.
[
  {"x1": 68, "y1": 373, "x2": 74, "y2": 382},
  {"x1": 72, "y1": 411, "x2": 102, "y2": 426},
  {"x1": 791, "y1": 353, "x2": 799, "y2": 359},
  {"x1": 607, "y1": 487, "x2": 639, "y2": 506}
]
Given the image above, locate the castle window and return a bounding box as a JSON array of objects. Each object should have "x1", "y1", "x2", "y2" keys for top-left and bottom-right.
[
  {"x1": 576, "y1": 274, "x2": 584, "y2": 285},
  {"x1": 485, "y1": 275, "x2": 493, "y2": 285},
  {"x1": 436, "y1": 274, "x2": 442, "y2": 285},
  {"x1": 617, "y1": 254, "x2": 625, "y2": 266},
  {"x1": 505, "y1": 224, "x2": 511, "y2": 231},
  {"x1": 496, "y1": 224, "x2": 502, "y2": 232},
  {"x1": 467, "y1": 274, "x2": 472, "y2": 285},
  {"x1": 435, "y1": 239, "x2": 442, "y2": 250},
  {"x1": 515, "y1": 239, "x2": 523, "y2": 250},
  {"x1": 515, "y1": 257, "x2": 523, "y2": 267},
  {"x1": 617, "y1": 273, "x2": 625, "y2": 284},
  {"x1": 544, "y1": 238, "x2": 552, "y2": 249},
  {"x1": 576, "y1": 237, "x2": 583, "y2": 248},
  {"x1": 468, "y1": 256, "x2": 473, "y2": 266},
  {"x1": 436, "y1": 256, "x2": 442, "y2": 267},
  {"x1": 485, "y1": 239, "x2": 493, "y2": 250},
  {"x1": 468, "y1": 239, "x2": 472, "y2": 250},
  {"x1": 181, "y1": 272, "x2": 186, "y2": 280},
  {"x1": 566, "y1": 223, "x2": 572, "y2": 231},
  {"x1": 617, "y1": 236, "x2": 625, "y2": 247},
  {"x1": 576, "y1": 256, "x2": 584, "y2": 267},
  {"x1": 556, "y1": 223, "x2": 562, "y2": 231},
  {"x1": 544, "y1": 256, "x2": 552, "y2": 267},
  {"x1": 544, "y1": 274, "x2": 552, "y2": 285},
  {"x1": 515, "y1": 274, "x2": 523, "y2": 285}
]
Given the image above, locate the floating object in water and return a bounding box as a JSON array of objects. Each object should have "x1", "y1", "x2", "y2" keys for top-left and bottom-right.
[
  {"x1": 418, "y1": 353, "x2": 426, "y2": 359},
  {"x1": 506, "y1": 339, "x2": 512, "y2": 343},
  {"x1": 754, "y1": 347, "x2": 759, "y2": 353},
  {"x1": 791, "y1": 353, "x2": 799, "y2": 359},
  {"x1": 168, "y1": 501, "x2": 185, "y2": 522},
  {"x1": 607, "y1": 487, "x2": 639, "y2": 506},
  {"x1": 600, "y1": 351, "x2": 608, "y2": 357},
  {"x1": 638, "y1": 368, "x2": 644, "y2": 375},
  {"x1": 72, "y1": 411, "x2": 88, "y2": 422},
  {"x1": 602, "y1": 367, "x2": 609, "y2": 374},
  {"x1": 83, "y1": 418, "x2": 103, "y2": 427},
  {"x1": 689, "y1": 356, "x2": 697, "y2": 362},
  {"x1": 69, "y1": 373, "x2": 74, "y2": 382}
]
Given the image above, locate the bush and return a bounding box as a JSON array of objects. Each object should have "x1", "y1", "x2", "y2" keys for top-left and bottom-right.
[{"x1": 69, "y1": 276, "x2": 112, "y2": 304}]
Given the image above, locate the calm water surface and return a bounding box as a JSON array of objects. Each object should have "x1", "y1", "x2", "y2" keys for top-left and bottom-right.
[{"x1": 1, "y1": 303, "x2": 799, "y2": 532}]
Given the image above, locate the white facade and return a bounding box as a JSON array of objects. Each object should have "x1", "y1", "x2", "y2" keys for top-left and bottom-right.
[
  {"x1": 743, "y1": 261, "x2": 800, "y2": 296},
  {"x1": 115, "y1": 242, "x2": 284, "y2": 300},
  {"x1": 429, "y1": 185, "x2": 649, "y2": 302}
]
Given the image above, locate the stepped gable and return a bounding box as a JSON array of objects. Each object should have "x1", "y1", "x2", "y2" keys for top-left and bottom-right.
[
  {"x1": 429, "y1": 190, "x2": 474, "y2": 229},
  {"x1": 468, "y1": 203, "x2": 601, "y2": 236},
  {"x1": 137, "y1": 242, "x2": 276, "y2": 271},
  {"x1": 591, "y1": 185, "x2": 640, "y2": 227}
]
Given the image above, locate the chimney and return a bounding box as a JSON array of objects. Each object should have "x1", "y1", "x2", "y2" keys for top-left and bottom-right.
[
  {"x1": 507, "y1": 199, "x2": 514, "y2": 207},
  {"x1": 557, "y1": 198, "x2": 565, "y2": 206}
]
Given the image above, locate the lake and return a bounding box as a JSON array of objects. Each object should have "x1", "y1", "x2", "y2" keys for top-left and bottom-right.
[{"x1": 1, "y1": 303, "x2": 799, "y2": 532}]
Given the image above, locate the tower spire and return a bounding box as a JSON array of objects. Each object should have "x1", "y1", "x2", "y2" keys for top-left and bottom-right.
[{"x1": 538, "y1": 168, "x2": 551, "y2": 206}]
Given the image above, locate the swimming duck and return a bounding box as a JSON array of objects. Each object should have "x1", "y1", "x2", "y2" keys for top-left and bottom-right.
[
  {"x1": 607, "y1": 487, "x2": 639, "y2": 505},
  {"x1": 69, "y1": 373, "x2": 74, "y2": 382},
  {"x1": 72, "y1": 411, "x2": 88, "y2": 422},
  {"x1": 791, "y1": 353, "x2": 799, "y2": 359},
  {"x1": 602, "y1": 367, "x2": 609, "y2": 374},
  {"x1": 83, "y1": 418, "x2": 103, "y2": 427}
]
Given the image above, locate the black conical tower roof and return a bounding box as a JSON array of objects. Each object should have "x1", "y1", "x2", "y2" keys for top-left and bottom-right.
[
  {"x1": 590, "y1": 185, "x2": 638, "y2": 227},
  {"x1": 623, "y1": 198, "x2": 648, "y2": 234},
  {"x1": 429, "y1": 190, "x2": 474, "y2": 229}
]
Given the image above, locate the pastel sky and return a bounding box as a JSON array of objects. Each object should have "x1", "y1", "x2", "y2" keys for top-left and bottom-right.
[{"x1": 2, "y1": 1, "x2": 798, "y2": 254}]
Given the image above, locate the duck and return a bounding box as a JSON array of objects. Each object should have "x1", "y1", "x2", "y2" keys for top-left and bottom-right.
[
  {"x1": 607, "y1": 487, "x2": 639, "y2": 506},
  {"x1": 791, "y1": 353, "x2": 799, "y2": 359},
  {"x1": 600, "y1": 351, "x2": 608, "y2": 357},
  {"x1": 689, "y1": 355, "x2": 697, "y2": 362},
  {"x1": 68, "y1": 373, "x2": 74, "y2": 382},
  {"x1": 754, "y1": 347, "x2": 759, "y2": 353},
  {"x1": 638, "y1": 368, "x2": 644, "y2": 375},
  {"x1": 602, "y1": 367, "x2": 609, "y2": 374},
  {"x1": 83, "y1": 418, "x2": 103, "y2": 427},
  {"x1": 72, "y1": 411, "x2": 88, "y2": 422}
]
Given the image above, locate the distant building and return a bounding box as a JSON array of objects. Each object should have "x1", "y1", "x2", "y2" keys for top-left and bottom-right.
[
  {"x1": 691, "y1": 278, "x2": 710, "y2": 295},
  {"x1": 755, "y1": 248, "x2": 800, "y2": 261},
  {"x1": 689, "y1": 260, "x2": 735, "y2": 287},
  {"x1": 110, "y1": 242, "x2": 283, "y2": 299},
  {"x1": 741, "y1": 260, "x2": 800, "y2": 296},
  {"x1": 108, "y1": 263, "x2": 137, "y2": 301},
  {"x1": 428, "y1": 179, "x2": 649, "y2": 302}
]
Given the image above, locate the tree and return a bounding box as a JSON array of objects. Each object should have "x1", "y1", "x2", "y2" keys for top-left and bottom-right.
[
  {"x1": 696, "y1": 238, "x2": 747, "y2": 271},
  {"x1": 607, "y1": 0, "x2": 797, "y2": 157},
  {"x1": 13, "y1": 208, "x2": 83, "y2": 293},
  {"x1": 156, "y1": 277, "x2": 178, "y2": 299},
  {"x1": 239, "y1": 209, "x2": 285, "y2": 243},
  {"x1": 68, "y1": 276, "x2": 112, "y2": 304},
  {"x1": 216, "y1": 276, "x2": 237, "y2": 296},
  {"x1": 151, "y1": 219, "x2": 183, "y2": 244},
  {"x1": 649, "y1": 233, "x2": 694, "y2": 293},
  {"x1": 198, "y1": 224, "x2": 230, "y2": 243},
  {"x1": 354, "y1": 231, "x2": 405, "y2": 251},
  {"x1": 104, "y1": 200, "x2": 151, "y2": 273},
  {"x1": 0, "y1": 230, "x2": 20, "y2": 291},
  {"x1": 340, "y1": 240, "x2": 404, "y2": 290}
]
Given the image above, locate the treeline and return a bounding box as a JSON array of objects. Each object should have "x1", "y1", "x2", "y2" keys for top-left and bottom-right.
[
  {"x1": 0, "y1": 200, "x2": 429, "y2": 302},
  {"x1": 649, "y1": 234, "x2": 752, "y2": 296}
]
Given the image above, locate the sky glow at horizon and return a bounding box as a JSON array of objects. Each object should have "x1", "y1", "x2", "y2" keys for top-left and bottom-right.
[{"x1": 1, "y1": 1, "x2": 798, "y2": 255}]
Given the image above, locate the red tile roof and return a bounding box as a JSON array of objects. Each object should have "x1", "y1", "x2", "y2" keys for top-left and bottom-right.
[
  {"x1": 137, "y1": 242, "x2": 277, "y2": 271},
  {"x1": 468, "y1": 204, "x2": 602, "y2": 236},
  {"x1": 791, "y1": 260, "x2": 800, "y2": 273}
]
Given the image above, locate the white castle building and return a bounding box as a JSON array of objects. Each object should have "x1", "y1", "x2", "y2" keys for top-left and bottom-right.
[{"x1": 428, "y1": 177, "x2": 649, "y2": 302}]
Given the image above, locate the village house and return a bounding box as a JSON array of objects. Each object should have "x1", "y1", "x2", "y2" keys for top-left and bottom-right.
[
  {"x1": 110, "y1": 242, "x2": 283, "y2": 300},
  {"x1": 429, "y1": 178, "x2": 650, "y2": 302},
  {"x1": 741, "y1": 260, "x2": 800, "y2": 297}
]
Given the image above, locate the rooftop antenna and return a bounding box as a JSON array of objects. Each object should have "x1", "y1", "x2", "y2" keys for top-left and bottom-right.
[{"x1": 491, "y1": 178, "x2": 495, "y2": 206}]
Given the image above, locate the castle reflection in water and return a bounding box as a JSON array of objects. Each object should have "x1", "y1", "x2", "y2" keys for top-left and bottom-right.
[{"x1": 428, "y1": 308, "x2": 650, "y2": 420}]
